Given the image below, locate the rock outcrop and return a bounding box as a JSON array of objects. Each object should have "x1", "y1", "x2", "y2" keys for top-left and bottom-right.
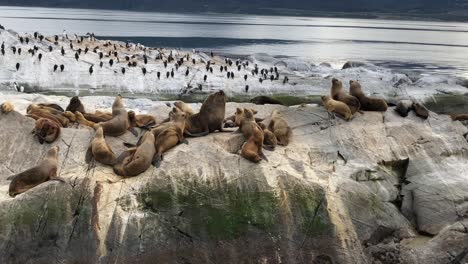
[{"x1": 0, "y1": 103, "x2": 467, "y2": 263}]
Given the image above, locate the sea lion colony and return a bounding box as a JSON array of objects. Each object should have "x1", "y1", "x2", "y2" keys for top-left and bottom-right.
[{"x1": 1, "y1": 75, "x2": 446, "y2": 197}]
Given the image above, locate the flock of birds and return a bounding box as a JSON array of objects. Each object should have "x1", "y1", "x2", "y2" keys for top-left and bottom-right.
[{"x1": 1, "y1": 29, "x2": 291, "y2": 94}]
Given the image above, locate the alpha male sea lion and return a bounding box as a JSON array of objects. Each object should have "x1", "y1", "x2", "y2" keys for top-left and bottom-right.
[
  {"x1": 113, "y1": 131, "x2": 155, "y2": 177},
  {"x1": 75, "y1": 95, "x2": 137, "y2": 137},
  {"x1": 268, "y1": 110, "x2": 292, "y2": 146},
  {"x1": 330, "y1": 78, "x2": 360, "y2": 114},
  {"x1": 322, "y1": 95, "x2": 352, "y2": 121},
  {"x1": 349, "y1": 80, "x2": 387, "y2": 112},
  {"x1": 184, "y1": 90, "x2": 230, "y2": 136},
  {"x1": 85, "y1": 125, "x2": 116, "y2": 167},
  {"x1": 8, "y1": 146, "x2": 65, "y2": 197},
  {"x1": 32, "y1": 118, "x2": 61, "y2": 144}
]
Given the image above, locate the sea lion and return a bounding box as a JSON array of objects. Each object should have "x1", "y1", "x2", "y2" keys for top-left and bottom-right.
[
  {"x1": 395, "y1": 100, "x2": 413, "y2": 117},
  {"x1": 322, "y1": 95, "x2": 352, "y2": 121},
  {"x1": 8, "y1": 146, "x2": 65, "y2": 197},
  {"x1": 330, "y1": 78, "x2": 360, "y2": 114},
  {"x1": 37, "y1": 103, "x2": 64, "y2": 112},
  {"x1": 268, "y1": 110, "x2": 292, "y2": 146},
  {"x1": 349, "y1": 80, "x2": 388, "y2": 111},
  {"x1": 250, "y1": 96, "x2": 284, "y2": 105},
  {"x1": 225, "y1": 108, "x2": 263, "y2": 128},
  {"x1": 75, "y1": 95, "x2": 137, "y2": 137},
  {"x1": 450, "y1": 113, "x2": 468, "y2": 121},
  {"x1": 66, "y1": 96, "x2": 85, "y2": 113},
  {"x1": 113, "y1": 131, "x2": 155, "y2": 177},
  {"x1": 27, "y1": 104, "x2": 69, "y2": 127},
  {"x1": 85, "y1": 125, "x2": 116, "y2": 166},
  {"x1": 184, "y1": 90, "x2": 230, "y2": 136},
  {"x1": 413, "y1": 102, "x2": 429, "y2": 119},
  {"x1": 258, "y1": 122, "x2": 277, "y2": 150},
  {"x1": 32, "y1": 118, "x2": 61, "y2": 144},
  {"x1": 174, "y1": 101, "x2": 195, "y2": 115},
  {"x1": 152, "y1": 108, "x2": 189, "y2": 167},
  {"x1": 1, "y1": 101, "x2": 14, "y2": 113},
  {"x1": 238, "y1": 109, "x2": 267, "y2": 163},
  {"x1": 135, "y1": 114, "x2": 156, "y2": 129}
]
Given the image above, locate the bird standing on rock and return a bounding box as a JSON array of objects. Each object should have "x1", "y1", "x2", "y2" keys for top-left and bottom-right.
[
  {"x1": 89, "y1": 65, "x2": 94, "y2": 75},
  {"x1": 60, "y1": 65, "x2": 64, "y2": 72},
  {"x1": 15, "y1": 63, "x2": 20, "y2": 71},
  {"x1": 61, "y1": 47, "x2": 65, "y2": 56},
  {"x1": 53, "y1": 64, "x2": 58, "y2": 72}
]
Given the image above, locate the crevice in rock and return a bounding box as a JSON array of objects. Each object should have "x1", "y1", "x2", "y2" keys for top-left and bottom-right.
[
  {"x1": 378, "y1": 158, "x2": 409, "y2": 210},
  {"x1": 449, "y1": 248, "x2": 468, "y2": 264}
]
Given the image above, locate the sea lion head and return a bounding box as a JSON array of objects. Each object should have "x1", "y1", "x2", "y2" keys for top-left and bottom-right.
[
  {"x1": 321, "y1": 95, "x2": 331, "y2": 104},
  {"x1": 243, "y1": 108, "x2": 255, "y2": 121},
  {"x1": 170, "y1": 107, "x2": 188, "y2": 122},
  {"x1": 113, "y1": 95, "x2": 124, "y2": 109},
  {"x1": 331, "y1": 78, "x2": 342, "y2": 92},
  {"x1": 47, "y1": 145, "x2": 60, "y2": 158},
  {"x1": 234, "y1": 108, "x2": 244, "y2": 126},
  {"x1": 349, "y1": 80, "x2": 362, "y2": 94},
  {"x1": 33, "y1": 118, "x2": 61, "y2": 144},
  {"x1": 212, "y1": 90, "x2": 226, "y2": 104}
]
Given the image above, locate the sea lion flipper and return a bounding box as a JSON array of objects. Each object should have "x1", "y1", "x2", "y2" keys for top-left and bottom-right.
[
  {"x1": 6, "y1": 174, "x2": 17, "y2": 181},
  {"x1": 85, "y1": 145, "x2": 93, "y2": 164},
  {"x1": 152, "y1": 154, "x2": 162, "y2": 168},
  {"x1": 182, "y1": 139, "x2": 189, "y2": 145},
  {"x1": 123, "y1": 142, "x2": 136, "y2": 148},
  {"x1": 263, "y1": 145, "x2": 275, "y2": 151},
  {"x1": 128, "y1": 127, "x2": 139, "y2": 137},
  {"x1": 184, "y1": 130, "x2": 208, "y2": 137},
  {"x1": 260, "y1": 152, "x2": 269, "y2": 162}
]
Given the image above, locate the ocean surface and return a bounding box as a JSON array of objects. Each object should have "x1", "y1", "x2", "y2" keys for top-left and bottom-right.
[{"x1": 1, "y1": 6, "x2": 468, "y2": 78}]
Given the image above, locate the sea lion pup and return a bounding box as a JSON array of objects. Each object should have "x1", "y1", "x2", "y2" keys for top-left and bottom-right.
[
  {"x1": 184, "y1": 90, "x2": 231, "y2": 137},
  {"x1": 225, "y1": 108, "x2": 264, "y2": 127},
  {"x1": 258, "y1": 122, "x2": 277, "y2": 149},
  {"x1": 1, "y1": 101, "x2": 14, "y2": 113},
  {"x1": 450, "y1": 113, "x2": 468, "y2": 121},
  {"x1": 152, "y1": 108, "x2": 189, "y2": 167},
  {"x1": 174, "y1": 101, "x2": 194, "y2": 115},
  {"x1": 135, "y1": 114, "x2": 157, "y2": 129},
  {"x1": 113, "y1": 131, "x2": 155, "y2": 177},
  {"x1": 349, "y1": 80, "x2": 388, "y2": 112},
  {"x1": 321, "y1": 95, "x2": 353, "y2": 121},
  {"x1": 395, "y1": 100, "x2": 413, "y2": 117},
  {"x1": 66, "y1": 96, "x2": 85, "y2": 113},
  {"x1": 250, "y1": 96, "x2": 284, "y2": 105},
  {"x1": 8, "y1": 146, "x2": 66, "y2": 197},
  {"x1": 75, "y1": 95, "x2": 138, "y2": 137},
  {"x1": 32, "y1": 118, "x2": 61, "y2": 144},
  {"x1": 413, "y1": 102, "x2": 429, "y2": 119},
  {"x1": 268, "y1": 110, "x2": 292, "y2": 146},
  {"x1": 85, "y1": 125, "x2": 116, "y2": 167},
  {"x1": 330, "y1": 78, "x2": 360, "y2": 114},
  {"x1": 238, "y1": 109, "x2": 267, "y2": 163}
]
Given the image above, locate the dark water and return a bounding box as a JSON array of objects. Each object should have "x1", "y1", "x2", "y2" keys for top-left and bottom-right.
[{"x1": 1, "y1": 6, "x2": 468, "y2": 77}]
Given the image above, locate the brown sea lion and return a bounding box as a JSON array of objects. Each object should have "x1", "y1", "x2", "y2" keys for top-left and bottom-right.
[
  {"x1": 184, "y1": 90, "x2": 230, "y2": 136},
  {"x1": 1, "y1": 101, "x2": 14, "y2": 113},
  {"x1": 66, "y1": 96, "x2": 86, "y2": 113},
  {"x1": 32, "y1": 118, "x2": 61, "y2": 144},
  {"x1": 225, "y1": 108, "x2": 263, "y2": 127},
  {"x1": 349, "y1": 80, "x2": 388, "y2": 112},
  {"x1": 135, "y1": 114, "x2": 156, "y2": 129},
  {"x1": 7, "y1": 146, "x2": 66, "y2": 197},
  {"x1": 330, "y1": 78, "x2": 360, "y2": 114},
  {"x1": 250, "y1": 96, "x2": 284, "y2": 105},
  {"x1": 27, "y1": 104, "x2": 69, "y2": 127},
  {"x1": 238, "y1": 109, "x2": 267, "y2": 163},
  {"x1": 450, "y1": 113, "x2": 468, "y2": 121},
  {"x1": 152, "y1": 109, "x2": 189, "y2": 167},
  {"x1": 258, "y1": 122, "x2": 277, "y2": 149},
  {"x1": 395, "y1": 100, "x2": 413, "y2": 117},
  {"x1": 174, "y1": 101, "x2": 195, "y2": 115},
  {"x1": 113, "y1": 131, "x2": 155, "y2": 177},
  {"x1": 75, "y1": 95, "x2": 138, "y2": 137},
  {"x1": 37, "y1": 103, "x2": 64, "y2": 112},
  {"x1": 85, "y1": 125, "x2": 116, "y2": 166},
  {"x1": 413, "y1": 102, "x2": 429, "y2": 119},
  {"x1": 62, "y1": 111, "x2": 77, "y2": 122},
  {"x1": 322, "y1": 95, "x2": 352, "y2": 121},
  {"x1": 268, "y1": 110, "x2": 292, "y2": 146}
]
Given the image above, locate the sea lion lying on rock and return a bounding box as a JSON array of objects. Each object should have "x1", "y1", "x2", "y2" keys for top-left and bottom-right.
[
  {"x1": 395, "y1": 100, "x2": 413, "y2": 117},
  {"x1": 75, "y1": 95, "x2": 138, "y2": 137},
  {"x1": 349, "y1": 80, "x2": 388, "y2": 112},
  {"x1": 322, "y1": 95, "x2": 352, "y2": 121},
  {"x1": 113, "y1": 131, "x2": 155, "y2": 177},
  {"x1": 250, "y1": 96, "x2": 284, "y2": 105},
  {"x1": 7, "y1": 146, "x2": 66, "y2": 197},
  {"x1": 32, "y1": 118, "x2": 61, "y2": 144},
  {"x1": 330, "y1": 78, "x2": 360, "y2": 114},
  {"x1": 1, "y1": 101, "x2": 14, "y2": 113},
  {"x1": 85, "y1": 125, "x2": 116, "y2": 167}
]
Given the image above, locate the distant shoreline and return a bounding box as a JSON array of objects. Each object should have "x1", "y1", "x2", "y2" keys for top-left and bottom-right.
[{"x1": 1, "y1": 5, "x2": 468, "y2": 23}]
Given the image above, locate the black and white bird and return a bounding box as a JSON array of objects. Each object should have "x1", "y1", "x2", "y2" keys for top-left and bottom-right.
[
  {"x1": 89, "y1": 65, "x2": 94, "y2": 75},
  {"x1": 53, "y1": 64, "x2": 58, "y2": 72},
  {"x1": 60, "y1": 65, "x2": 64, "y2": 72}
]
